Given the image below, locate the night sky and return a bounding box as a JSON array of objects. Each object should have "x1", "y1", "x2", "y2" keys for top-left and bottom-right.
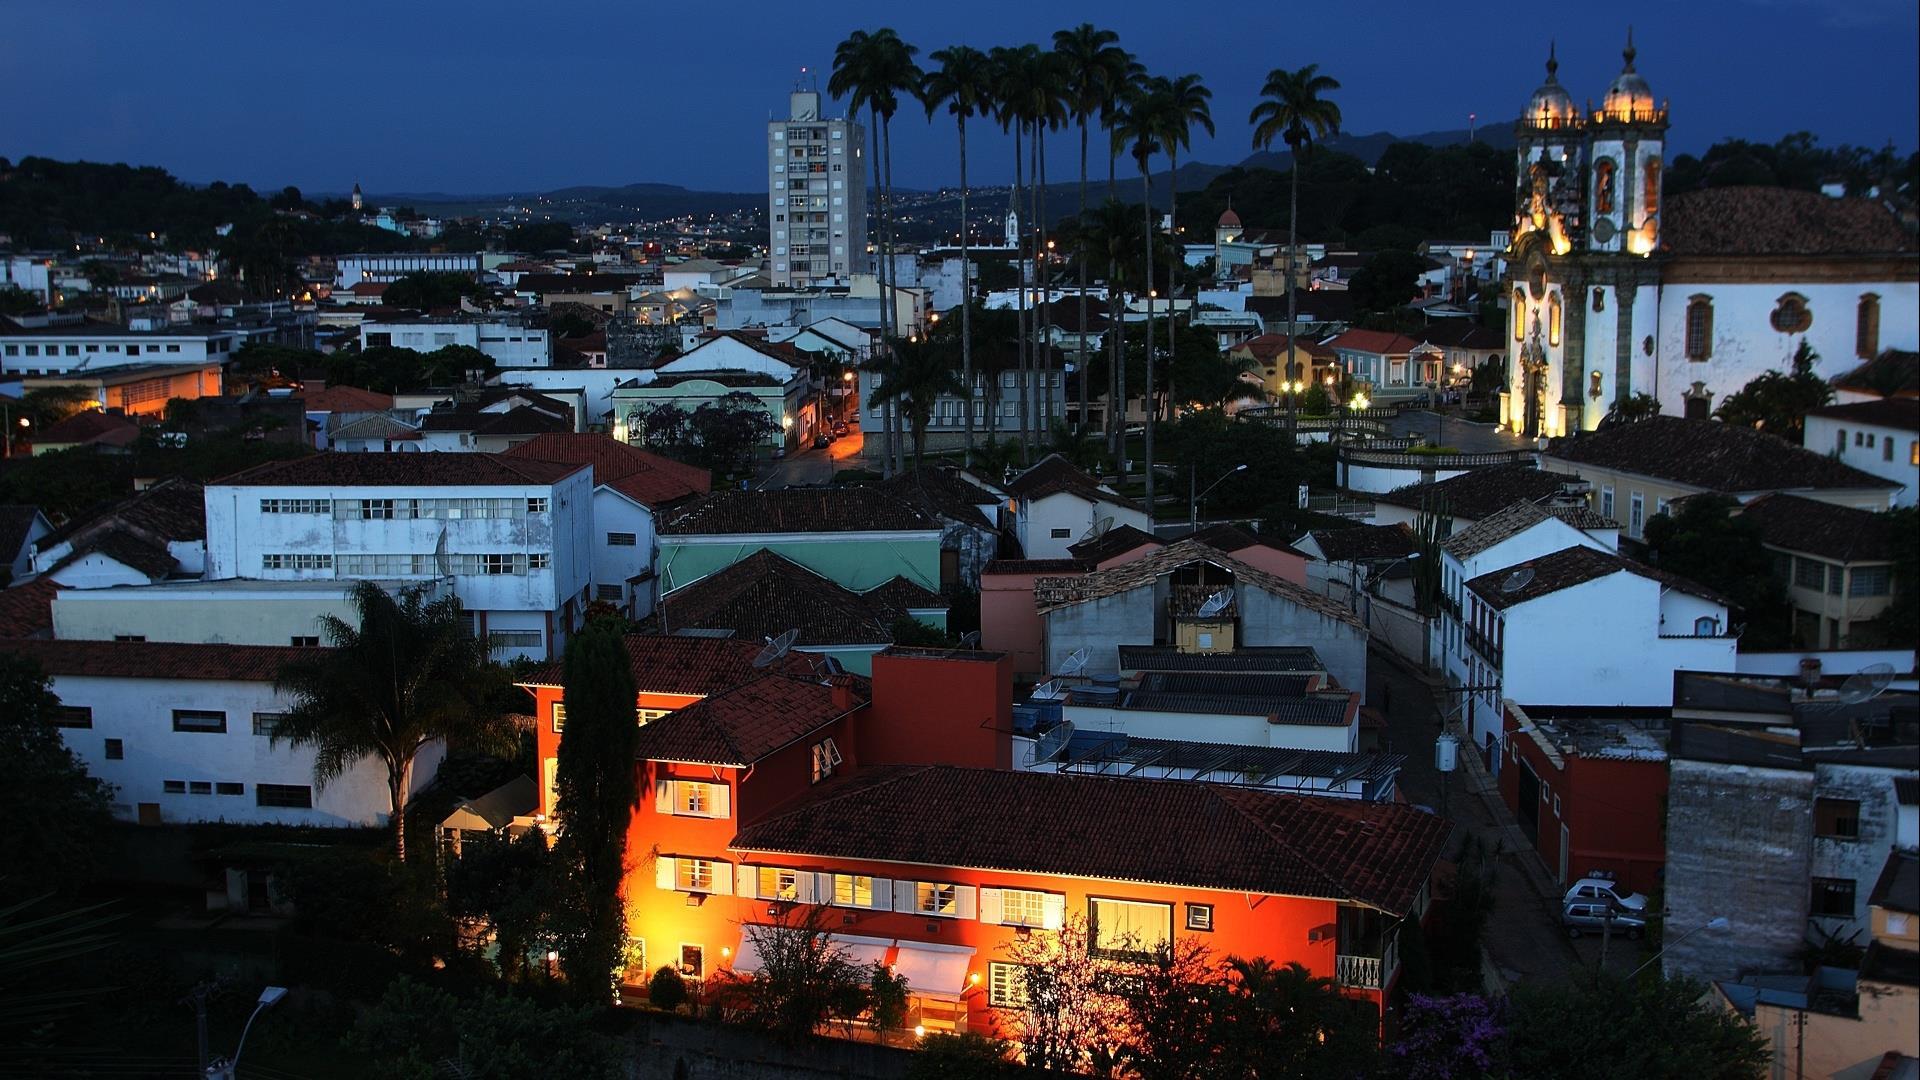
[{"x1": 3, "y1": 0, "x2": 1915, "y2": 197}]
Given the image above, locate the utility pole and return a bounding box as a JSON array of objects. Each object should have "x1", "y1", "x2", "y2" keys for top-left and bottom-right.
[{"x1": 182, "y1": 982, "x2": 213, "y2": 1076}]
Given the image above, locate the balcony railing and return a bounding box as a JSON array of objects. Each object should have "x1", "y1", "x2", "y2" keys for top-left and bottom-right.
[
  {"x1": 1336, "y1": 954, "x2": 1382, "y2": 990},
  {"x1": 1465, "y1": 626, "x2": 1503, "y2": 667}
]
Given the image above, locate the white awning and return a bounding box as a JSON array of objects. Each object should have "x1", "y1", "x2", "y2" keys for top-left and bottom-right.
[
  {"x1": 827, "y1": 933, "x2": 895, "y2": 969},
  {"x1": 891, "y1": 941, "x2": 975, "y2": 998},
  {"x1": 728, "y1": 937, "x2": 766, "y2": 975}
]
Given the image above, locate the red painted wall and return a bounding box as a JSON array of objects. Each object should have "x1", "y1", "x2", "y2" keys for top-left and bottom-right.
[
  {"x1": 528, "y1": 684, "x2": 707, "y2": 817},
  {"x1": 980, "y1": 569, "x2": 1054, "y2": 680},
  {"x1": 862, "y1": 649, "x2": 1012, "y2": 770},
  {"x1": 1498, "y1": 708, "x2": 1668, "y2": 897}
]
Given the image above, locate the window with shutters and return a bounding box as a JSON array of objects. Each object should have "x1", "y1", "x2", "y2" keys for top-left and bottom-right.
[
  {"x1": 999, "y1": 889, "x2": 1048, "y2": 927},
  {"x1": 1186, "y1": 904, "x2": 1215, "y2": 932},
  {"x1": 757, "y1": 867, "x2": 799, "y2": 901},
  {"x1": 831, "y1": 874, "x2": 873, "y2": 907},
  {"x1": 810, "y1": 737, "x2": 842, "y2": 783},
  {"x1": 916, "y1": 882, "x2": 959, "y2": 916},
  {"x1": 676, "y1": 859, "x2": 715, "y2": 892},
  {"x1": 1684, "y1": 296, "x2": 1713, "y2": 361},
  {"x1": 50, "y1": 705, "x2": 93, "y2": 728},
  {"x1": 1088, "y1": 897, "x2": 1171, "y2": 958},
  {"x1": 987, "y1": 962, "x2": 1028, "y2": 1008},
  {"x1": 551, "y1": 703, "x2": 566, "y2": 732}
]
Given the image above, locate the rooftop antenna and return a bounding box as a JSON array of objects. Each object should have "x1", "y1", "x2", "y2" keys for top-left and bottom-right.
[
  {"x1": 1080, "y1": 516, "x2": 1114, "y2": 541},
  {"x1": 753, "y1": 627, "x2": 799, "y2": 668},
  {"x1": 1500, "y1": 567, "x2": 1536, "y2": 594},
  {"x1": 1197, "y1": 588, "x2": 1234, "y2": 618},
  {"x1": 1834, "y1": 662, "x2": 1897, "y2": 705},
  {"x1": 958, "y1": 630, "x2": 981, "y2": 648},
  {"x1": 1058, "y1": 647, "x2": 1090, "y2": 678},
  {"x1": 1031, "y1": 719, "x2": 1078, "y2": 765}
]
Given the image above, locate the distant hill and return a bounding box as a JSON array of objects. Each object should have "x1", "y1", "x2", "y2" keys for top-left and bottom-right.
[{"x1": 381, "y1": 182, "x2": 764, "y2": 223}]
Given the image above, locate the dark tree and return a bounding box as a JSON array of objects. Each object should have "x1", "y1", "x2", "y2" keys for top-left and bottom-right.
[
  {"x1": 0, "y1": 655, "x2": 115, "y2": 897},
  {"x1": 1506, "y1": 975, "x2": 1767, "y2": 1079},
  {"x1": 1713, "y1": 340, "x2": 1834, "y2": 443},
  {"x1": 383, "y1": 271, "x2": 482, "y2": 311},
  {"x1": 1349, "y1": 249, "x2": 1430, "y2": 314},
  {"x1": 552, "y1": 622, "x2": 639, "y2": 1000},
  {"x1": 687, "y1": 391, "x2": 779, "y2": 475},
  {"x1": 1643, "y1": 495, "x2": 1794, "y2": 647}
]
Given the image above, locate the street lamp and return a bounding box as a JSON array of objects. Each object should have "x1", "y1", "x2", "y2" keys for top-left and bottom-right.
[
  {"x1": 1190, "y1": 463, "x2": 1248, "y2": 532},
  {"x1": 1629, "y1": 916, "x2": 1731, "y2": 979},
  {"x1": 205, "y1": 986, "x2": 288, "y2": 1079}
]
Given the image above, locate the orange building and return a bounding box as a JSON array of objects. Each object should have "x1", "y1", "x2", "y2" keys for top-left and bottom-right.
[{"x1": 605, "y1": 640, "x2": 1450, "y2": 1038}]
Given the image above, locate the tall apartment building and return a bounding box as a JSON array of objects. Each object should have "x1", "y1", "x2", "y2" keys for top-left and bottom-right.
[{"x1": 768, "y1": 88, "x2": 866, "y2": 288}]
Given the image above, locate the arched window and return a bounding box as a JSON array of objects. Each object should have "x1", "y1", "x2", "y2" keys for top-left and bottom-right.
[
  {"x1": 1684, "y1": 295, "x2": 1713, "y2": 361},
  {"x1": 1513, "y1": 288, "x2": 1526, "y2": 341},
  {"x1": 1548, "y1": 292, "x2": 1563, "y2": 346},
  {"x1": 1770, "y1": 293, "x2": 1812, "y2": 334},
  {"x1": 1644, "y1": 158, "x2": 1661, "y2": 215},
  {"x1": 1857, "y1": 293, "x2": 1881, "y2": 358},
  {"x1": 1693, "y1": 616, "x2": 1719, "y2": 637},
  {"x1": 1594, "y1": 159, "x2": 1617, "y2": 214}
]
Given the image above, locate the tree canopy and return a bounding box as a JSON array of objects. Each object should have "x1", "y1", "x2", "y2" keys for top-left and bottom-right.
[
  {"x1": 1643, "y1": 494, "x2": 1793, "y2": 648},
  {"x1": 0, "y1": 655, "x2": 116, "y2": 898}
]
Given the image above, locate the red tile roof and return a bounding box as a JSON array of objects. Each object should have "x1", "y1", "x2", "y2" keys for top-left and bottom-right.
[
  {"x1": 661, "y1": 549, "x2": 897, "y2": 647},
  {"x1": 632, "y1": 672, "x2": 870, "y2": 766},
  {"x1": 661, "y1": 487, "x2": 938, "y2": 535},
  {"x1": 39, "y1": 410, "x2": 140, "y2": 446},
  {"x1": 1465, "y1": 544, "x2": 1732, "y2": 611},
  {"x1": 1806, "y1": 398, "x2": 1919, "y2": 434},
  {"x1": 0, "y1": 637, "x2": 320, "y2": 681},
  {"x1": 731, "y1": 765, "x2": 1452, "y2": 916},
  {"x1": 1005, "y1": 453, "x2": 1145, "y2": 512},
  {"x1": 298, "y1": 385, "x2": 394, "y2": 414},
  {"x1": 515, "y1": 633, "x2": 812, "y2": 690},
  {"x1": 504, "y1": 433, "x2": 709, "y2": 509},
  {"x1": 1232, "y1": 334, "x2": 1336, "y2": 361},
  {"x1": 1664, "y1": 187, "x2": 1918, "y2": 257},
  {"x1": 0, "y1": 578, "x2": 59, "y2": 638},
  {"x1": 1326, "y1": 329, "x2": 1422, "y2": 356}
]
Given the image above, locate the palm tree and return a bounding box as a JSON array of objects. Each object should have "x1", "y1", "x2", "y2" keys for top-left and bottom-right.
[
  {"x1": 1158, "y1": 73, "x2": 1213, "y2": 414},
  {"x1": 1053, "y1": 25, "x2": 1130, "y2": 439},
  {"x1": 919, "y1": 45, "x2": 994, "y2": 466},
  {"x1": 1112, "y1": 79, "x2": 1170, "y2": 516},
  {"x1": 865, "y1": 336, "x2": 970, "y2": 469},
  {"x1": 831, "y1": 29, "x2": 922, "y2": 476},
  {"x1": 274, "y1": 582, "x2": 515, "y2": 861},
  {"x1": 1102, "y1": 57, "x2": 1146, "y2": 470},
  {"x1": 1249, "y1": 65, "x2": 1342, "y2": 381},
  {"x1": 1079, "y1": 197, "x2": 1143, "y2": 447},
  {"x1": 989, "y1": 44, "x2": 1037, "y2": 462}
]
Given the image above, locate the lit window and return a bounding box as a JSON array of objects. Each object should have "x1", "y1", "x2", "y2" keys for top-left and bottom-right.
[
  {"x1": 678, "y1": 782, "x2": 712, "y2": 816},
  {"x1": 998, "y1": 889, "x2": 1048, "y2": 927},
  {"x1": 832, "y1": 874, "x2": 873, "y2": 907},
  {"x1": 1087, "y1": 897, "x2": 1171, "y2": 957},
  {"x1": 1186, "y1": 904, "x2": 1214, "y2": 932},
  {"x1": 757, "y1": 867, "x2": 798, "y2": 901},
  {"x1": 916, "y1": 882, "x2": 959, "y2": 916},
  {"x1": 552, "y1": 703, "x2": 566, "y2": 732},
  {"x1": 987, "y1": 962, "x2": 1028, "y2": 1008},
  {"x1": 676, "y1": 858, "x2": 715, "y2": 892},
  {"x1": 810, "y1": 737, "x2": 842, "y2": 783}
]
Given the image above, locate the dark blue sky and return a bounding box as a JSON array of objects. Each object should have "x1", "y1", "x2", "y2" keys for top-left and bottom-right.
[{"x1": 4, "y1": 0, "x2": 1915, "y2": 197}]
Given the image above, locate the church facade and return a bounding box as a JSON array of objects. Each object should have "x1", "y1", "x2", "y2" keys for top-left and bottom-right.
[{"x1": 1499, "y1": 36, "x2": 1917, "y2": 438}]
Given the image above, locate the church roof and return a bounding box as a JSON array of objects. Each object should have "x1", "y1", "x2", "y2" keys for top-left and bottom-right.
[
  {"x1": 1218, "y1": 207, "x2": 1243, "y2": 228},
  {"x1": 1663, "y1": 187, "x2": 1917, "y2": 257}
]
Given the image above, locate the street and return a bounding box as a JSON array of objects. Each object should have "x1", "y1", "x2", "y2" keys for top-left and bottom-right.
[
  {"x1": 754, "y1": 427, "x2": 865, "y2": 489},
  {"x1": 1369, "y1": 645, "x2": 1648, "y2": 987},
  {"x1": 1385, "y1": 408, "x2": 1534, "y2": 454}
]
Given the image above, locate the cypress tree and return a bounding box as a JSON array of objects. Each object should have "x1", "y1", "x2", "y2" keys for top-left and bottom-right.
[{"x1": 553, "y1": 624, "x2": 639, "y2": 1000}]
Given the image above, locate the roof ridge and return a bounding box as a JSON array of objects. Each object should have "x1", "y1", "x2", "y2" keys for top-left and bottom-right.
[{"x1": 1209, "y1": 786, "x2": 1365, "y2": 903}]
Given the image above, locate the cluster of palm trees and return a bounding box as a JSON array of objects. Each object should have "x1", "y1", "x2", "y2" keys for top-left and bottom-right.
[{"x1": 832, "y1": 27, "x2": 1340, "y2": 512}]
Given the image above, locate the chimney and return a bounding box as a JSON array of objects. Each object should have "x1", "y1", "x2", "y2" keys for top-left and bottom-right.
[
  {"x1": 830, "y1": 679, "x2": 857, "y2": 713},
  {"x1": 1799, "y1": 656, "x2": 1822, "y2": 688}
]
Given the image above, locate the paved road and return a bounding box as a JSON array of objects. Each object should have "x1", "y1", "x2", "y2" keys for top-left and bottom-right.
[
  {"x1": 755, "y1": 429, "x2": 865, "y2": 489},
  {"x1": 1386, "y1": 408, "x2": 1534, "y2": 454},
  {"x1": 1368, "y1": 646, "x2": 1646, "y2": 987}
]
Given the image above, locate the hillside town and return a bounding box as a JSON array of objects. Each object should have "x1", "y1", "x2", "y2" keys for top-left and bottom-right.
[{"x1": 3, "y1": 16, "x2": 1917, "y2": 1080}]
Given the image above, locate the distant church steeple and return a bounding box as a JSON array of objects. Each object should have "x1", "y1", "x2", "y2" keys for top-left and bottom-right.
[
  {"x1": 1004, "y1": 185, "x2": 1020, "y2": 250},
  {"x1": 351, "y1": 182, "x2": 363, "y2": 212}
]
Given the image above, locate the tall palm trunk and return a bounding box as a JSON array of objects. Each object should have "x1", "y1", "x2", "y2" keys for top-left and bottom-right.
[
  {"x1": 1287, "y1": 138, "x2": 1301, "y2": 386},
  {"x1": 1140, "y1": 163, "x2": 1156, "y2": 518},
  {"x1": 1076, "y1": 120, "x2": 1090, "y2": 437},
  {"x1": 1107, "y1": 135, "x2": 1123, "y2": 474},
  {"x1": 883, "y1": 116, "x2": 906, "y2": 475},
  {"x1": 388, "y1": 757, "x2": 412, "y2": 861},
  {"x1": 1013, "y1": 126, "x2": 1030, "y2": 462},
  {"x1": 1032, "y1": 122, "x2": 1048, "y2": 451},
  {"x1": 868, "y1": 104, "x2": 896, "y2": 477},
  {"x1": 958, "y1": 114, "x2": 974, "y2": 466},
  {"x1": 1165, "y1": 148, "x2": 1179, "y2": 415}
]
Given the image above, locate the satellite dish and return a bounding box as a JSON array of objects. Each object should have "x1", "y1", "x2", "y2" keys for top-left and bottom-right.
[
  {"x1": 1500, "y1": 567, "x2": 1536, "y2": 594},
  {"x1": 1835, "y1": 662, "x2": 1898, "y2": 704},
  {"x1": 1031, "y1": 720, "x2": 1077, "y2": 764},
  {"x1": 1032, "y1": 679, "x2": 1063, "y2": 700},
  {"x1": 1196, "y1": 589, "x2": 1234, "y2": 618},
  {"x1": 958, "y1": 630, "x2": 981, "y2": 648},
  {"x1": 753, "y1": 628, "x2": 799, "y2": 668},
  {"x1": 1080, "y1": 516, "x2": 1114, "y2": 541},
  {"x1": 1059, "y1": 647, "x2": 1090, "y2": 677}
]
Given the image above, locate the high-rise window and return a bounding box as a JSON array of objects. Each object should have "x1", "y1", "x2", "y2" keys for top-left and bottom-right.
[
  {"x1": 1684, "y1": 296, "x2": 1713, "y2": 360},
  {"x1": 1856, "y1": 294, "x2": 1881, "y2": 358}
]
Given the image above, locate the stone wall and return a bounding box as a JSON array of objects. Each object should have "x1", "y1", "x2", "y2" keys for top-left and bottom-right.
[{"x1": 1663, "y1": 758, "x2": 1813, "y2": 981}]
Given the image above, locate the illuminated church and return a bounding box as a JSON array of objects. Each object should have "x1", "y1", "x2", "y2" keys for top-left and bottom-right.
[{"x1": 1500, "y1": 34, "x2": 1917, "y2": 437}]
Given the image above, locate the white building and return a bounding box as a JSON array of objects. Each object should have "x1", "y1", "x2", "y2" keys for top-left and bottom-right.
[
  {"x1": 1, "y1": 320, "x2": 237, "y2": 376},
  {"x1": 768, "y1": 88, "x2": 867, "y2": 288},
  {"x1": 50, "y1": 577, "x2": 451, "y2": 647},
  {"x1": 360, "y1": 316, "x2": 551, "y2": 368},
  {"x1": 1499, "y1": 37, "x2": 1918, "y2": 437},
  {"x1": 2, "y1": 254, "x2": 54, "y2": 304},
  {"x1": 11, "y1": 638, "x2": 441, "y2": 827},
  {"x1": 1802, "y1": 400, "x2": 1918, "y2": 507},
  {"x1": 333, "y1": 252, "x2": 483, "y2": 289},
  {"x1": 1004, "y1": 454, "x2": 1152, "y2": 560},
  {"x1": 203, "y1": 453, "x2": 593, "y2": 659}
]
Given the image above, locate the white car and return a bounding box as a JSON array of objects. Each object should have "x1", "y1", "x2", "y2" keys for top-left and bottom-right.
[{"x1": 1563, "y1": 876, "x2": 1648, "y2": 913}]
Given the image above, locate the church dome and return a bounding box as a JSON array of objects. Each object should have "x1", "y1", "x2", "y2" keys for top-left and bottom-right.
[
  {"x1": 1218, "y1": 207, "x2": 1242, "y2": 229},
  {"x1": 1600, "y1": 31, "x2": 1657, "y2": 122},
  {"x1": 1525, "y1": 44, "x2": 1578, "y2": 130}
]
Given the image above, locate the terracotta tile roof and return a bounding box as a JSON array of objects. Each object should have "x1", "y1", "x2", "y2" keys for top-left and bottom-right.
[
  {"x1": 56, "y1": 530, "x2": 176, "y2": 578},
  {"x1": 1834, "y1": 350, "x2": 1918, "y2": 399},
  {"x1": 1183, "y1": 523, "x2": 1304, "y2": 557},
  {"x1": 516, "y1": 632, "x2": 811, "y2": 690},
  {"x1": 1067, "y1": 524, "x2": 1160, "y2": 564},
  {"x1": 1232, "y1": 334, "x2": 1335, "y2": 361},
  {"x1": 1465, "y1": 544, "x2": 1731, "y2": 611},
  {"x1": 1034, "y1": 539, "x2": 1363, "y2": 628},
  {"x1": 39, "y1": 410, "x2": 140, "y2": 446},
  {"x1": 1806, "y1": 398, "x2": 1920, "y2": 434},
  {"x1": 0, "y1": 637, "x2": 319, "y2": 681},
  {"x1": 1373, "y1": 465, "x2": 1576, "y2": 519},
  {"x1": 516, "y1": 272, "x2": 638, "y2": 296},
  {"x1": 504, "y1": 433, "x2": 710, "y2": 510},
  {"x1": 876, "y1": 467, "x2": 1000, "y2": 530},
  {"x1": 0, "y1": 578, "x2": 58, "y2": 638},
  {"x1": 680, "y1": 330, "x2": 814, "y2": 370},
  {"x1": 1441, "y1": 501, "x2": 1564, "y2": 560},
  {"x1": 1738, "y1": 493, "x2": 1897, "y2": 563},
  {"x1": 1326, "y1": 329, "x2": 1422, "y2": 356},
  {"x1": 983, "y1": 558, "x2": 1091, "y2": 575},
  {"x1": 1005, "y1": 453, "x2": 1145, "y2": 512},
  {"x1": 731, "y1": 765, "x2": 1451, "y2": 916},
  {"x1": 1544, "y1": 504, "x2": 1616, "y2": 530},
  {"x1": 328, "y1": 414, "x2": 421, "y2": 442},
  {"x1": 862, "y1": 575, "x2": 947, "y2": 614},
  {"x1": 215, "y1": 451, "x2": 585, "y2": 487},
  {"x1": 37, "y1": 477, "x2": 206, "y2": 552},
  {"x1": 1664, "y1": 188, "x2": 1918, "y2": 257},
  {"x1": 1547, "y1": 416, "x2": 1897, "y2": 494},
  {"x1": 632, "y1": 672, "x2": 869, "y2": 766},
  {"x1": 1307, "y1": 524, "x2": 1419, "y2": 563},
  {"x1": 297, "y1": 385, "x2": 394, "y2": 413},
  {"x1": 1413, "y1": 323, "x2": 1506, "y2": 351},
  {"x1": 661, "y1": 550, "x2": 895, "y2": 647},
  {"x1": 660, "y1": 487, "x2": 938, "y2": 535}
]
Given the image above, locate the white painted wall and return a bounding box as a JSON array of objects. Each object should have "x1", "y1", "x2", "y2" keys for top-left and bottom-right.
[
  {"x1": 1018, "y1": 492, "x2": 1151, "y2": 560},
  {"x1": 1803, "y1": 414, "x2": 1917, "y2": 507},
  {"x1": 1063, "y1": 703, "x2": 1356, "y2": 753},
  {"x1": 0, "y1": 329, "x2": 232, "y2": 375},
  {"x1": 1499, "y1": 575, "x2": 1734, "y2": 707},
  {"x1": 360, "y1": 319, "x2": 550, "y2": 368},
  {"x1": 51, "y1": 672, "x2": 441, "y2": 827},
  {"x1": 590, "y1": 488, "x2": 659, "y2": 618},
  {"x1": 51, "y1": 581, "x2": 454, "y2": 645}
]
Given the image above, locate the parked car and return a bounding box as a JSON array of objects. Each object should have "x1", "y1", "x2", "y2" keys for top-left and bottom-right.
[
  {"x1": 813, "y1": 433, "x2": 832, "y2": 449},
  {"x1": 1564, "y1": 876, "x2": 1648, "y2": 913},
  {"x1": 832, "y1": 420, "x2": 849, "y2": 437},
  {"x1": 1562, "y1": 901, "x2": 1647, "y2": 939}
]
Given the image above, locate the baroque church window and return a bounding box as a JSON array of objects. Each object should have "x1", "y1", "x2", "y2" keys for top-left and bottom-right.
[
  {"x1": 1643, "y1": 159, "x2": 1660, "y2": 215},
  {"x1": 1594, "y1": 159, "x2": 1616, "y2": 214},
  {"x1": 1548, "y1": 292, "x2": 1563, "y2": 346},
  {"x1": 1769, "y1": 293, "x2": 1812, "y2": 334},
  {"x1": 1593, "y1": 288, "x2": 1605, "y2": 313},
  {"x1": 1856, "y1": 294, "x2": 1881, "y2": 358},
  {"x1": 1684, "y1": 296, "x2": 1713, "y2": 361},
  {"x1": 1513, "y1": 288, "x2": 1526, "y2": 341}
]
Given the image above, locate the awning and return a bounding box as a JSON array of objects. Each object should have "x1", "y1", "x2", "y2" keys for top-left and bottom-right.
[
  {"x1": 729, "y1": 937, "x2": 766, "y2": 975},
  {"x1": 891, "y1": 942, "x2": 976, "y2": 998},
  {"x1": 827, "y1": 933, "x2": 895, "y2": 969}
]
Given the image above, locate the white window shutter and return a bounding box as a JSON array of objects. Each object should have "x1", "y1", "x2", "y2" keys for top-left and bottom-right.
[
  {"x1": 736, "y1": 865, "x2": 759, "y2": 900},
  {"x1": 955, "y1": 886, "x2": 977, "y2": 921},
  {"x1": 711, "y1": 783, "x2": 731, "y2": 820},
  {"x1": 655, "y1": 856, "x2": 676, "y2": 891},
  {"x1": 868, "y1": 877, "x2": 893, "y2": 910},
  {"x1": 978, "y1": 888, "x2": 1003, "y2": 925},
  {"x1": 892, "y1": 879, "x2": 916, "y2": 913},
  {"x1": 813, "y1": 872, "x2": 833, "y2": 904},
  {"x1": 796, "y1": 872, "x2": 818, "y2": 904},
  {"x1": 712, "y1": 862, "x2": 733, "y2": 896},
  {"x1": 654, "y1": 781, "x2": 672, "y2": 814},
  {"x1": 1042, "y1": 893, "x2": 1066, "y2": 930}
]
